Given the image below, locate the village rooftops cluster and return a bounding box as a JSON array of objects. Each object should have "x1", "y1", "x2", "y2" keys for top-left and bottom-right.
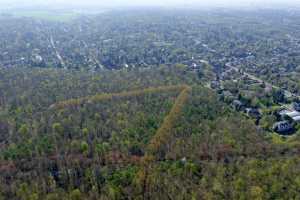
[{"x1": 231, "y1": 99, "x2": 261, "y2": 119}]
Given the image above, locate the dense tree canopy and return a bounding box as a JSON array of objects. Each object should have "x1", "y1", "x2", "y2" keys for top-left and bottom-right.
[{"x1": 1, "y1": 8, "x2": 300, "y2": 200}]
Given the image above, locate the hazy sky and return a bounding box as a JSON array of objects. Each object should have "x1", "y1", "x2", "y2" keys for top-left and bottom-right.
[{"x1": 1, "y1": 0, "x2": 299, "y2": 8}]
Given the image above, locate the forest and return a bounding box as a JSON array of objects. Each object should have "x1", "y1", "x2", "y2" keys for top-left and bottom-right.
[
  {"x1": 1, "y1": 7, "x2": 300, "y2": 200},
  {"x1": 0, "y1": 65, "x2": 300, "y2": 200}
]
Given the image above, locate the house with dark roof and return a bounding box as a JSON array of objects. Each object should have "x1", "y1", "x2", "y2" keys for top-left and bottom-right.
[
  {"x1": 232, "y1": 100, "x2": 245, "y2": 111},
  {"x1": 293, "y1": 102, "x2": 300, "y2": 112},
  {"x1": 273, "y1": 121, "x2": 293, "y2": 134},
  {"x1": 245, "y1": 108, "x2": 261, "y2": 119}
]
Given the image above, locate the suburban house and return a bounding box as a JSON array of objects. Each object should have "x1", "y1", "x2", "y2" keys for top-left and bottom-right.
[
  {"x1": 284, "y1": 111, "x2": 300, "y2": 123},
  {"x1": 278, "y1": 109, "x2": 300, "y2": 122},
  {"x1": 293, "y1": 102, "x2": 300, "y2": 111},
  {"x1": 278, "y1": 109, "x2": 291, "y2": 117},
  {"x1": 245, "y1": 108, "x2": 261, "y2": 119},
  {"x1": 232, "y1": 100, "x2": 245, "y2": 111},
  {"x1": 210, "y1": 80, "x2": 221, "y2": 89},
  {"x1": 273, "y1": 121, "x2": 293, "y2": 134}
]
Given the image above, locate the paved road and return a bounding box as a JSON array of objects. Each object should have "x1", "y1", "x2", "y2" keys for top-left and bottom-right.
[{"x1": 50, "y1": 35, "x2": 66, "y2": 69}]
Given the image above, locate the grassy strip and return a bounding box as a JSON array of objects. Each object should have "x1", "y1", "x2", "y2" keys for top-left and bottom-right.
[{"x1": 50, "y1": 85, "x2": 186, "y2": 110}]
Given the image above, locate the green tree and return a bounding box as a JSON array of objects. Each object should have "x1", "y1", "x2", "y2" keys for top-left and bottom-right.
[
  {"x1": 82, "y1": 128, "x2": 89, "y2": 137},
  {"x1": 52, "y1": 123, "x2": 64, "y2": 135},
  {"x1": 250, "y1": 186, "x2": 264, "y2": 200},
  {"x1": 18, "y1": 124, "x2": 29, "y2": 138},
  {"x1": 69, "y1": 189, "x2": 83, "y2": 200},
  {"x1": 80, "y1": 141, "x2": 89, "y2": 155}
]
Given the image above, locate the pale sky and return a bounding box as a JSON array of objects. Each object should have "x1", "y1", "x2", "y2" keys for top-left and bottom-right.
[{"x1": 1, "y1": 0, "x2": 299, "y2": 8}]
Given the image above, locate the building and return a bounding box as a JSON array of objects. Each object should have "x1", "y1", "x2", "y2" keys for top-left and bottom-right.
[
  {"x1": 273, "y1": 121, "x2": 293, "y2": 134},
  {"x1": 210, "y1": 81, "x2": 220, "y2": 89},
  {"x1": 278, "y1": 109, "x2": 300, "y2": 123},
  {"x1": 284, "y1": 111, "x2": 300, "y2": 122},
  {"x1": 245, "y1": 108, "x2": 261, "y2": 119},
  {"x1": 220, "y1": 90, "x2": 235, "y2": 103},
  {"x1": 293, "y1": 102, "x2": 300, "y2": 112},
  {"x1": 285, "y1": 111, "x2": 300, "y2": 118},
  {"x1": 292, "y1": 116, "x2": 300, "y2": 123},
  {"x1": 278, "y1": 109, "x2": 291, "y2": 116},
  {"x1": 232, "y1": 100, "x2": 245, "y2": 111}
]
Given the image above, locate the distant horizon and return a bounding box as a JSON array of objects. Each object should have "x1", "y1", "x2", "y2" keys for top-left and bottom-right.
[{"x1": 1, "y1": 0, "x2": 300, "y2": 11}]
